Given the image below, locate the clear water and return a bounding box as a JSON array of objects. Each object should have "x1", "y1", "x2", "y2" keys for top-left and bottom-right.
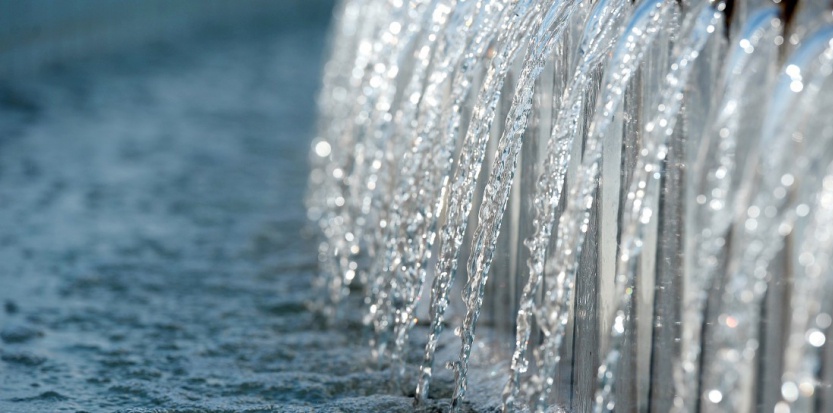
[
  {"x1": 0, "y1": 13, "x2": 405, "y2": 413},
  {"x1": 309, "y1": 0, "x2": 833, "y2": 412}
]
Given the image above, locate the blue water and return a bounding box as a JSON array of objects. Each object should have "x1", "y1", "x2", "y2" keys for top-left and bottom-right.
[{"x1": 0, "y1": 11, "x2": 429, "y2": 413}]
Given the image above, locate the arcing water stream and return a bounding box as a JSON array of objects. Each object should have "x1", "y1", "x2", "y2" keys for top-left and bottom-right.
[{"x1": 307, "y1": 0, "x2": 833, "y2": 411}]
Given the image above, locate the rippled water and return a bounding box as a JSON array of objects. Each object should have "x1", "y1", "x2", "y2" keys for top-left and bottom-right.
[{"x1": 0, "y1": 11, "x2": 448, "y2": 413}]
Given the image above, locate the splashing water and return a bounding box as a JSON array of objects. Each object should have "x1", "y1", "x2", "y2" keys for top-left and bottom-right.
[
  {"x1": 499, "y1": 0, "x2": 641, "y2": 409},
  {"x1": 679, "y1": 5, "x2": 781, "y2": 411},
  {"x1": 417, "y1": 0, "x2": 551, "y2": 403},
  {"x1": 365, "y1": 0, "x2": 465, "y2": 375},
  {"x1": 700, "y1": 19, "x2": 833, "y2": 413},
  {"x1": 452, "y1": 0, "x2": 586, "y2": 407},
  {"x1": 594, "y1": 1, "x2": 724, "y2": 411},
  {"x1": 307, "y1": 0, "x2": 833, "y2": 411}
]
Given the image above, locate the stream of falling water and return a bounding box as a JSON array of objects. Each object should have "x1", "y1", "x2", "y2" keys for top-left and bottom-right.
[
  {"x1": 501, "y1": 0, "x2": 636, "y2": 409},
  {"x1": 452, "y1": 0, "x2": 586, "y2": 406},
  {"x1": 307, "y1": 0, "x2": 833, "y2": 411}
]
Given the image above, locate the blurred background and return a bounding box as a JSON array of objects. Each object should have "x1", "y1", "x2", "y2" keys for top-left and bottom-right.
[
  {"x1": 0, "y1": 2, "x2": 419, "y2": 412},
  {"x1": 0, "y1": 0, "x2": 334, "y2": 78}
]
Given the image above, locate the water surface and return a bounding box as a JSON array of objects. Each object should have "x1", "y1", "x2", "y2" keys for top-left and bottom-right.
[{"x1": 0, "y1": 13, "x2": 420, "y2": 413}]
